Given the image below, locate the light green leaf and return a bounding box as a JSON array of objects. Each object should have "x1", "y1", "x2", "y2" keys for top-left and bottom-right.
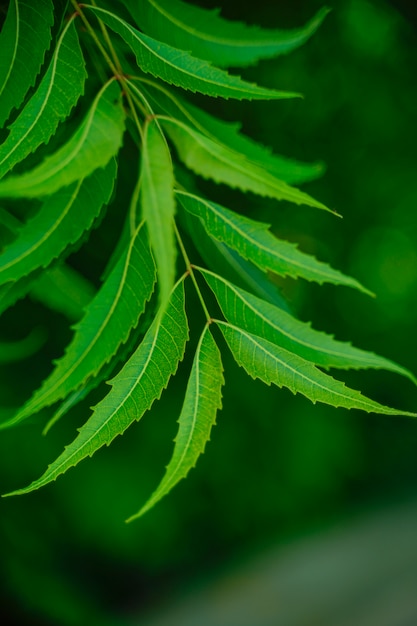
[
  {"x1": 134, "y1": 79, "x2": 324, "y2": 184},
  {"x1": 219, "y1": 322, "x2": 416, "y2": 416},
  {"x1": 128, "y1": 324, "x2": 223, "y2": 521},
  {"x1": 125, "y1": 0, "x2": 329, "y2": 68},
  {"x1": 85, "y1": 6, "x2": 300, "y2": 100},
  {"x1": 5, "y1": 278, "x2": 188, "y2": 496},
  {"x1": 141, "y1": 119, "x2": 176, "y2": 304},
  {"x1": 0, "y1": 159, "x2": 117, "y2": 284},
  {"x1": 0, "y1": 0, "x2": 54, "y2": 127},
  {"x1": 0, "y1": 80, "x2": 125, "y2": 198},
  {"x1": 201, "y1": 269, "x2": 416, "y2": 383},
  {"x1": 179, "y1": 191, "x2": 368, "y2": 292},
  {"x1": 0, "y1": 223, "x2": 156, "y2": 428},
  {"x1": 161, "y1": 118, "x2": 330, "y2": 212},
  {"x1": 0, "y1": 17, "x2": 87, "y2": 179}
]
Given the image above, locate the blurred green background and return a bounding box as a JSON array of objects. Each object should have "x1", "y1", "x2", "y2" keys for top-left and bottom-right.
[{"x1": 1, "y1": 0, "x2": 417, "y2": 624}]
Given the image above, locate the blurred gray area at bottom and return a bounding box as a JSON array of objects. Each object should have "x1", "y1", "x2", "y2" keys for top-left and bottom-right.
[{"x1": 135, "y1": 498, "x2": 417, "y2": 626}]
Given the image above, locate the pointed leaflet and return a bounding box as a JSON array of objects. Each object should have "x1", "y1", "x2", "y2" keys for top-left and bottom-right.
[
  {"x1": 84, "y1": 6, "x2": 299, "y2": 100},
  {"x1": 5, "y1": 278, "x2": 189, "y2": 496},
  {"x1": 0, "y1": 80, "x2": 125, "y2": 198},
  {"x1": 134, "y1": 80, "x2": 323, "y2": 184},
  {"x1": 128, "y1": 325, "x2": 223, "y2": 521},
  {"x1": 0, "y1": 160, "x2": 117, "y2": 285},
  {"x1": 201, "y1": 269, "x2": 416, "y2": 383},
  {"x1": 178, "y1": 191, "x2": 368, "y2": 292},
  {"x1": 0, "y1": 17, "x2": 87, "y2": 179},
  {"x1": 161, "y1": 118, "x2": 330, "y2": 212},
  {"x1": 218, "y1": 322, "x2": 416, "y2": 416},
  {"x1": 141, "y1": 119, "x2": 176, "y2": 304},
  {"x1": 178, "y1": 199, "x2": 290, "y2": 311},
  {"x1": 0, "y1": 223, "x2": 156, "y2": 429},
  {"x1": 0, "y1": 0, "x2": 54, "y2": 127},
  {"x1": 125, "y1": 0, "x2": 329, "y2": 68}
]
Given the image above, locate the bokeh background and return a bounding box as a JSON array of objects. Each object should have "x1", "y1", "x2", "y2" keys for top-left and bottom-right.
[{"x1": 1, "y1": 0, "x2": 417, "y2": 624}]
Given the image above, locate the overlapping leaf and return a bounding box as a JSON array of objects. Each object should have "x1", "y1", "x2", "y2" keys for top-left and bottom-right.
[
  {"x1": 178, "y1": 191, "x2": 368, "y2": 292},
  {"x1": 85, "y1": 6, "x2": 300, "y2": 100},
  {"x1": 5, "y1": 278, "x2": 189, "y2": 496},
  {"x1": 141, "y1": 119, "x2": 176, "y2": 304},
  {"x1": 134, "y1": 80, "x2": 324, "y2": 184},
  {"x1": 128, "y1": 324, "x2": 223, "y2": 521},
  {"x1": 0, "y1": 17, "x2": 87, "y2": 179},
  {"x1": 219, "y1": 322, "x2": 416, "y2": 416},
  {"x1": 124, "y1": 0, "x2": 329, "y2": 68},
  {"x1": 162, "y1": 118, "x2": 330, "y2": 211},
  {"x1": 0, "y1": 160, "x2": 117, "y2": 284},
  {"x1": 0, "y1": 0, "x2": 54, "y2": 127},
  {"x1": 201, "y1": 270, "x2": 415, "y2": 382},
  {"x1": 0, "y1": 223, "x2": 156, "y2": 428},
  {"x1": 0, "y1": 80, "x2": 125, "y2": 198}
]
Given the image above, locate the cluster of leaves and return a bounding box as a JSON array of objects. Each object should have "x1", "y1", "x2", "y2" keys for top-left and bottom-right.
[{"x1": 0, "y1": 0, "x2": 415, "y2": 521}]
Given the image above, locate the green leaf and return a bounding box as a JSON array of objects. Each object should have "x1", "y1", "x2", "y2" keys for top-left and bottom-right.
[
  {"x1": 0, "y1": 17, "x2": 87, "y2": 179},
  {"x1": 0, "y1": 0, "x2": 54, "y2": 127},
  {"x1": 141, "y1": 119, "x2": 176, "y2": 304},
  {"x1": 128, "y1": 324, "x2": 223, "y2": 521},
  {"x1": 125, "y1": 0, "x2": 329, "y2": 68},
  {"x1": 178, "y1": 198, "x2": 290, "y2": 311},
  {"x1": 0, "y1": 80, "x2": 125, "y2": 198},
  {"x1": 201, "y1": 269, "x2": 416, "y2": 383},
  {"x1": 0, "y1": 159, "x2": 117, "y2": 284},
  {"x1": 5, "y1": 278, "x2": 189, "y2": 496},
  {"x1": 218, "y1": 322, "x2": 416, "y2": 416},
  {"x1": 161, "y1": 118, "x2": 330, "y2": 212},
  {"x1": 86, "y1": 6, "x2": 300, "y2": 100},
  {"x1": 0, "y1": 223, "x2": 156, "y2": 428},
  {"x1": 178, "y1": 191, "x2": 368, "y2": 292},
  {"x1": 135, "y1": 79, "x2": 324, "y2": 184}
]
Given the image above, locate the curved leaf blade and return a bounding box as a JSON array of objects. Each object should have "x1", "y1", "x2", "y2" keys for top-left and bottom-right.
[
  {"x1": 201, "y1": 269, "x2": 416, "y2": 383},
  {"x1": 0, "y1": 223, "x2": 156, "y2": 428},
  {"x1": 219, "y1": 322, "x2": 416, "y2": 416},
  {"x1": 0, "y1": 0, "x2": 54, "y2": 127},
  {"x1": 0, "y1": 17, "x2": 87, "y2": 179},
  {"x1": 4, "y1": 278, "x2": 188, "y2": 496},
  {"x1": 86, "y1": 6, "x2": 300, "y2": 100},
  {"x1": 141, "y1": 119, "x2": 176, "y2": 304},
  {"x1": 0, "y1": 80, "x2": 125, "y2": 198},
  {"x1": 0, "y1": 159, "x2": 117, "y2": 285},
  {"x1": 128, "y1": 324, "x2": 223, "y2": 521},
  {"x1": 178, "y1": 191, "x2": 368, "y2": 292},
  {"x1": 126, "y1": 0, "x2": 329, "y2": 68},
  {"x1": 135, "y1": 80, "x2": 324, "y2": 184},
  {"x1": 162, "y1": 118, "x2": 330, "y2": 212}
]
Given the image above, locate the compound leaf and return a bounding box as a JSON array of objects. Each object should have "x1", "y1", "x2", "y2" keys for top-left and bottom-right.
[
  {"x1": 0, "y1": 223, "x2": 156, "y2": 428},
  {"x1": 0, "y1": 17, "x2": 87, "y2": 179},
  {"x1": 128, "y1": 324, "x2": 223, "y2": 521},
  {"x1": 0, "y1": 159, "x2": 117, "y2": 284},
  {"x1": 201, "y1": 270, "x2": 416, "y2": 383},
  {"x1": 162, "y1": 118, "x2": 330, "y2": 211},
  {"x1": 178, "y1": 191, "x2": 368, "y2": 292},
  {"x1": 5, "y1": 278, "x2": 188, "y2": 496},
  {"x1": 141, "y1": 119, "x2": 176, "y2": 304},
  {"x1": 0, "y1": 80, "x2": 125, "y2": 198},
  {"x1": 219, "y1": 322, "x2": 416, "y2": 416},
  {"x1": 125, "y1": 0, "x2": 329, "y2": 68},
  {"x1": 0, "y1": 0, "x2": 54, "y2": 127},
  {"x1": 85, "y1": 6, "x2": 300, "y2": 100}
]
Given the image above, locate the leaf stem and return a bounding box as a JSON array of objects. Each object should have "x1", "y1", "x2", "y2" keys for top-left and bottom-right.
[{"x1": 174, "y1": 222, "x2": 211, "y2": 323}]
